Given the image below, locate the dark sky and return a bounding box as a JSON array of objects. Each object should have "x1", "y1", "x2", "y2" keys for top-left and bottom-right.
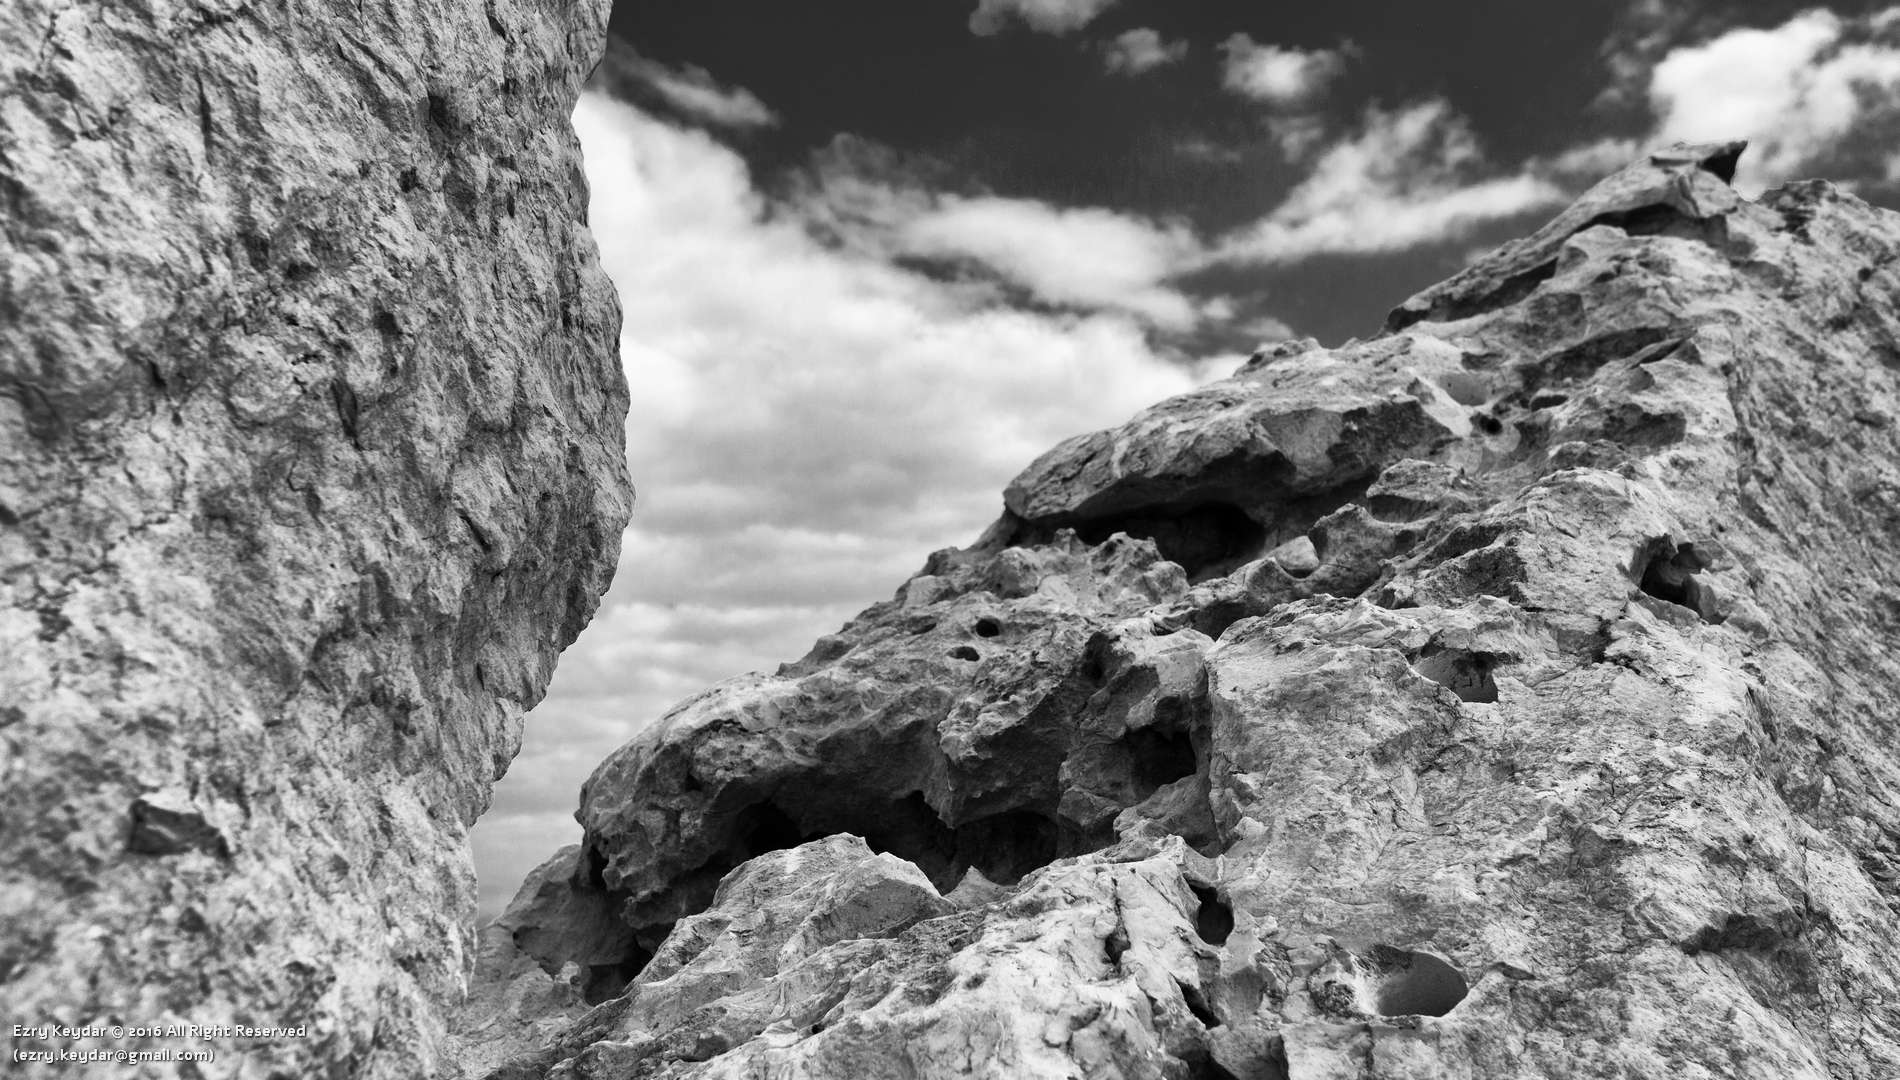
[
  {"x1": 614, "y1": 0, "x2": 1617, "y2": 203},
  {"x1": 599, "y1": 0, "x2": 1882, "y2": 344}
]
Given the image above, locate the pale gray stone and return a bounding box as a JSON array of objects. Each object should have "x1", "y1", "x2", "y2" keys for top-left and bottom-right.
[{"x1": 0, "y1": 0, "x2": 629, "y2": 1075}]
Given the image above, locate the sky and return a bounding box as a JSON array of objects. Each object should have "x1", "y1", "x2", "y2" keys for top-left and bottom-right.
[{"x1": 471, "y1": 0, "x2": 1900, "y2": 916}]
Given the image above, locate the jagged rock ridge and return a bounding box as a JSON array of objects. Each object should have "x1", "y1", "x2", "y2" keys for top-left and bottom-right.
[
  {"x1": 462, "y1": 143, "x2": 1900, "y2": 1079},
  {"x1": 0, "y1": 0, "x2": 630, "y2": 1076}
]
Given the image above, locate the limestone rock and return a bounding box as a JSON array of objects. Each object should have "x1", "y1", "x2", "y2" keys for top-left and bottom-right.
[
  {"x1": 467, "y1": 142, "x2": 1900, "y2": 1078},
  {"x1": 0, "y1": 0, "x2": 629, "y2": 1076}
]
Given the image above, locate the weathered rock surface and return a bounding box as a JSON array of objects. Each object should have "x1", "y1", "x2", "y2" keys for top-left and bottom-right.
[
  {"x1": 466, "y1": 143, "x2": 1900, "y2": 1078},
  {"x1": 0, "y1": 0, "x2": 629, "y2": 1076}
]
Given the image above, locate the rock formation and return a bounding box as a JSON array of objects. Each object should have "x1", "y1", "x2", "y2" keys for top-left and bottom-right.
[
  {"x1": 0, "y1": 0, "x2": 629, "y2": 1076},
  {"x1": 462, "y1": 141, "x2": 1900, "y2": 1080}
]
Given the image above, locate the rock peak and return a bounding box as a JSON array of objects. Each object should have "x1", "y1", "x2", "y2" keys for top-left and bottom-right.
[{"x1": 1647, "y1": 137, "x2": 1747, "y2": 184}]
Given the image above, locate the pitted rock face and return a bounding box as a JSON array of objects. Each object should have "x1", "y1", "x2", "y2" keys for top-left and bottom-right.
[
  {"x1": 467, "y1": 142, "x2": 1900, "y2": 1079},
  {"x1": 0, "y1": 0, "x2": 629, "y2": 1076}
]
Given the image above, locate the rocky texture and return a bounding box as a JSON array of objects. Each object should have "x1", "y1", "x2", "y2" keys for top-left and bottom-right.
[
  {"x1": 0, "y1": 0, "x2": 629, "y2": 1076},
  {"x1": 464, "y1": 142, "x2": 1900, "y2": 1078}
]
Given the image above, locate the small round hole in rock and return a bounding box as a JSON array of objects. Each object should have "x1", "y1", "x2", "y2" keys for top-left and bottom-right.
[
  {"x1": 1635, "y1": 539, "x2": 1727, "y2": 624},
  {"x1": 1474, "y1": 413, "x2": 1504, "y2": 436},
  {"x1": 1412, "y1": 648, "x2": 1499, "y2": 703},
  {"x1": 947, "y1": 645, "x2": 980, "y2": 662},
  {"x1": 1189, "y1": 883, "x2": 1233, "y2": 945},
  {"x1": 973, "y1": 617, "x2": 1002, "y2": 638},
  {"x1": 1371, "y1": 948, "x2": 1467, "y2": 1017}
]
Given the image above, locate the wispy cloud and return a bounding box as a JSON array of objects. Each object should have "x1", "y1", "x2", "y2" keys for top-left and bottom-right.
[
  {"x1": 594, "y1": 43, "x2": 778, "y2": 130},
  {"x1": 969, "y1": 0, "x2": 1119, "y2": 37},
  {"x1": 1214, "y1": 99, "x2": 1566, "y2": 264},
  {"x1": 793, "y1": 144, "x2": 1212, "y2": 331},
  {"x1": 1102, "y1": 28, "x2": 1189, "y2": 75},
  {"x1": 1217, "y1": 34, "x2": 1353, "y2": 107},
  {"x1": 894, "y1": 198, "x2": 1205, "y2": 329}
]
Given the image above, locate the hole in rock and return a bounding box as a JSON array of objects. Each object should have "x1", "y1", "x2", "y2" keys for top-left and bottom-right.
[
  {"x1": 1177, "y1": 978, "x2": 1223, "y2": 1029},
  {"x1": 1413, "y1": 648, "x2": 1499, "y2": 703},
  {"x1": 1369, "y1": 947, "x2": 1468, "y2": 1017},
  {"x1": 973, "y1": 617, "x2": 1002, "y2": 638},
  {"x1": 1697, "y1": 143, "x2": 1743, "y2": 183},
  {"x1": 1190, "y1": 884, "x2": 1234, "y2": 945},
  {"x1": 655, "y1": 793, "x2": 1065, "y2": 958},
  {"x1": 957, "y1": 809, "x2": 1059, "y2": 886},
  {"x1": 859, "y1": 794, "x2": 1064, "y2": 891},
  {"x1": 1122, "y1": 727, "x2": 1199, "y2": 799},
  {"x1": 731, "y1": 801, "x2": 824, "y2": 865},
  {"x1": 1473, "y1": 413, "x2": 1504, "y2": 436},
  {"x1": 1103, "y1": 926, "x2": 1131, "y2": 967},
  {"x1": 861, "y1": 792, "x2": 959, "y2": 887},
  {"x1": 947, "y1": 645, "x2": 980, "y2": 662},
  {"x1": 1635, "y1": 539, "x2": 1726, "y2": 624},
  {"x1": 1074, "y1": 502, "x2": 1266, "y2": 579},
  {"x1": 581, "y1": 943, "x2": 652, "y2": 1005}
]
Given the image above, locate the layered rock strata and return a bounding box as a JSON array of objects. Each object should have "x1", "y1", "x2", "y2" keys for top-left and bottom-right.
[
  {"x1": 0, "y1": 0, "x2": 629, "y2": 1076},
  {"x1": 465, "y1": 143, "x2": 1900, "y2": 1079}
]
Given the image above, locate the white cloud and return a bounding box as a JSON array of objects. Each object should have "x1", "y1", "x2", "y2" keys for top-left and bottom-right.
[
  {"x1": 969, "y1": 0, "x2": 1119, "y2": 36},
  {"x1": 1218, "y1": 34, "x2": 1351, "y2": 107},
  {"x1": 1102, "y1": 28, "x2": 1188, "y2": 74},
  {"x1": 473, "y1": 92, "x2": 1219, "y2": 915},
  {"x1": 1214, "y1": 100, "x2": 1566, "y2": 264},
  {"x1": 895, "y1": 197, "x2": 1204, "y2": 329},
  {"x1": 1541, "y1": 135, "x2": 1644, "y2": 180},
  {"x1": 606, "y1": 49, "x2": 778, "y2": 130},
  {"x1": 1646, "y1": 8, "x2": 1900, "y2": 188},
  {"x1": 790, "y1": 143, "x2": 1210, "y2": 330},
  {"x1": 1235, "y1": 313, "x2": 1297, "y2": 343}
]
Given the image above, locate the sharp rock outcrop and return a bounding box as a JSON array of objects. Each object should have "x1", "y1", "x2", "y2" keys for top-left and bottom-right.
[
  {"x1": 0, "y1": 0, "x2": 630, "y2": 1076},
  {"x1": 462, "y1": 142, "x2": 1900, "y2": 1079}
]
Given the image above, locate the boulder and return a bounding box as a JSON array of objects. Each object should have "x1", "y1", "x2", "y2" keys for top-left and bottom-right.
[{"x1": 0, "y1": 0, "x2": 630, "y2": 1074}]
